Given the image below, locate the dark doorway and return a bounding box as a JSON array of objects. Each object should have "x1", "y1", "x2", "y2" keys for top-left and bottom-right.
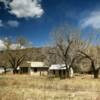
[
  {"x1": 34, "y1": 68, "x2": 37, "y2": 72},
  {"x1": 59, "y1": 70, "x2": 61, "y2": 76},
  {"x1": 53, "y1": 70, "x2": 55, "y2": 74},
  {"x1": 63, "y1": 70, "x2": 66, "y2": 76}
]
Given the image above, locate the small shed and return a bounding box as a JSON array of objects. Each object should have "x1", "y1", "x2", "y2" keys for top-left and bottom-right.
[{"x1": 48, "y1": 64, "x2": 66, "y2": 77}]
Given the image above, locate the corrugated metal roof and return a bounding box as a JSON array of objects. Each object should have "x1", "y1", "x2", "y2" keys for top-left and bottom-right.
[{"x1": 49, "y1": 64, "x2": 66, "y2": 70}]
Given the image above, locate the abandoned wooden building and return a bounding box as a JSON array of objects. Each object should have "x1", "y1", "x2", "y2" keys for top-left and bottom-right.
[
  {"x1": 20, "y1": 61, "x2": 48, "y2": 75},
  {"x1": 48, "y1": 64, "x2": 66, "y2": 77},
  {"x1": 48, "y1": 64, "x2": 74, "y2": 78}
]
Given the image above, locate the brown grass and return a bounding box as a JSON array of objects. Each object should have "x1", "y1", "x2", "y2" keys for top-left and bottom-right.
[{"x1": 0, "y1": 74, "x2": 100, "y2": 100}]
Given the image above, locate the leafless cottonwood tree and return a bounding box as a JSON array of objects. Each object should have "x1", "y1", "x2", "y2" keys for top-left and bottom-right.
[
  {"x1": 76, "y1": 31, "x2": 100, "y2": 78},
  {"x1": 0, "y1": 51, "x2": 8, "y2": 74},
  {"x1": 42, "y1": 47, "x2": 57, "y2": 66},
  {"x1": 6, "y1": 50, "x2": 26, "y2": 74},
  {"x1": 3, "y1": 37, "x2": 28, "y2": 74},
  {"x1": 0, "y1": 38, "x2": 12, "y2": 74},
  {"x1": 16, "y1": 37, "x2": 32, "y2": 49},
  {"x1": 78, "y1": 46, "x2": 100, "y2": 78},
  {"x1": 45, "y1": 25, "x2": 86, "y2": 78}
]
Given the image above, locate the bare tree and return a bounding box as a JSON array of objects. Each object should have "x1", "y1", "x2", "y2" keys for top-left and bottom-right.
[
  {"x1": 3, "y1": 37, "x2": 12, "y2": 50},
  {"x1": 3, "y1": 37, "x2": 29, "y2": 74},
  {"x1": 7, "y1": 50, "x2": 26, "y2": 74},
  {"x1": 78, "y1": 48, "x2": 100, "y2": 78},
  {"x1": 0, "y1": 38, "x2": 12, "y2": 74},
  {"x1": 76, "y1": 31, "x2": 100, "y2": 78},
  {"x1": 16, "y1": 37, "x2": 32, "y2": 49},
  {"x1": 42, "y1": 47, "x2": 57, "y2": 66},
  {"x1": 0, "y1": 51, "x2": 8, "y2": 74},
  {"x1": 45, "y1": 25, "x2": 85, "y2": 78}
]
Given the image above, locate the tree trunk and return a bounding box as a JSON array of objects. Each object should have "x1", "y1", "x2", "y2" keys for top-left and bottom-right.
[
  {"x1": 69, "y1": 67, "x2": 74, "y2": 78},
  {"x1": 13, "y1": 68, "x2": 18, "y2": 74},
  {"x1": 68, "y1": 69, "x2": 74, "y2": 78},
  {"x1": 66, "y1": 69, "x2": 70, "y2": 78},
  {"x1": 79, "y1": 51, "x2": 100, "y2": 79},
  {"x1": 4, "y1": 67, "x2": 7, "y2": 74},
  {"x1": 91, "y1": 61, "x2": 99, "y2": 78},
  {"x1": 93, "y1": 70, "x2": 99, "y2": 79}
]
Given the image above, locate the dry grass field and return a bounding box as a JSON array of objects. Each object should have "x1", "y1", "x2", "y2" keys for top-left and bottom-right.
[{"x1": 0, "y1": 74, "x2": 100, "y2": 100}]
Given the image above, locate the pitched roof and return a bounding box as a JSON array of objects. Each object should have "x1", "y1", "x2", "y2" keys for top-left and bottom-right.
[
  {"x1": 20, "y1": 61, "x2": 48, "y2": 68},
  {"x1": 27, "y1": 61, "x2": 45, "y2": 67}
]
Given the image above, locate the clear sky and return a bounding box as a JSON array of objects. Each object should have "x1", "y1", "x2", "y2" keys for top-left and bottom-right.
[{"x1": 0, "y1": 0, "x2": 100, "y2": 47}]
